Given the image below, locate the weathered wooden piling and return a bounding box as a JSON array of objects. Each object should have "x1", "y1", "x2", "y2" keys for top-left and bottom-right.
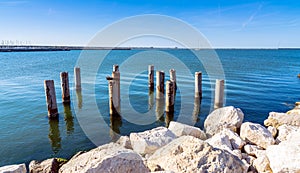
[
  {"x1": 107, "y1": 76, "x2": 120, "y2": 115},
  {"x1": 169, "y1": 69, "x2": 176, "y2": 91},
  {"x1": 156, "y1": 71, "x2": 165, "y2": 99},
  {"x1": 74, "y1": 67, "x2": 81, "y2": 90},
  {"x1": 44, "y1": 80, "x2": 58, "y2": 118},
  {"x1": 165, "y1": 80, "x2": 175, "y2": 113},
  {"x1": 214, "y1": 79, "x2": 225, "y2": 109},
  {"x1": 60, "y1": 72, "x2": 70, "y2": 103},
  {"x1": 112, "y1": 64, "x2": 120, "y2": 110},
  {"x1": 195, "y1": 72, "x2": 202, "y2": 99},
  {"x1": 148, "y1": 65, "x2": 154, "y2": 91}
]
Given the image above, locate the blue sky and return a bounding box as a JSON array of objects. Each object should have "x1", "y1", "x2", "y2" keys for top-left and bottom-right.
[{"x1": 0, "y1": 0, "x2": 299, "y2": 48}]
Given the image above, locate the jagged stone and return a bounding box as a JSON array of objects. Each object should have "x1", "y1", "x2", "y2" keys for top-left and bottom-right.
[
  {"x1": 59, "y1": 143, "x2": 148, "y2": 173},
  {"x1": 130, "y1": 127, "x2": 176, "y2": 155},
  {"x1": 147, "y1": 136, "x2": 248, "y2": 173},
  {"x1": 204, "y1": 106, "x2": 244, "y2": 137},
  {"x1": 240, "y1": 122, "x2": 275, "y2": 149},
  {"x1": 168, "y1": 121, "x2": 206, "y2": 140}
]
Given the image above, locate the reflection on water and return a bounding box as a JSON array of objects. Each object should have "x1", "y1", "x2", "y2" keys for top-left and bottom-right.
[
  {"x1": 63, "y1": 103, "x2": 74, "y2": 135},
  {"x1": 76, "y1": 89, "x2": 83, "y2": 109},
  {"x1": 155, "y1": 98, "x2": 165, "y2": 122},
  {"x1": 148, "y1": 90, "x2": 154, "y2": 110},
  {"x1": 48, "y1": 119, "x2": 61, "y2": 154},
  {"x1": 192, "y1": 97, "x2": 201, "y2": 124},
  {"x1": 165, "y1": 112, "x2": 174, "y2": 127},
  {"x1": 110, "y1": 114, "x2": 122, "y2": 142}
]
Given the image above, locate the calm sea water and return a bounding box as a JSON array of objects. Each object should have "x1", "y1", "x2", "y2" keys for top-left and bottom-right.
[{"x1": 0, "y1": 49, "x2": 299, "y2": 166}]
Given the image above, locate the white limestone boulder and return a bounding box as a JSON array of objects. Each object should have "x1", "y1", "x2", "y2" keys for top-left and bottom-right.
[
  {"x1": 267, "y1": 126, "x2": 277, "y2": 137},
  {"x1": 168, "y1": 121, "x2": 206, "y2": 140},
  {"x1": 253, "y1": 154, "x2": 272, "y2": 173},
  {"x1": 243, "y1": 144, "x2": 264, "y2": 157},
  {"x1": 204, "y1": 106, "x2": 244, "y2": 137},
  {"x1": 240, "y1": 122, "x2": 275, "y2": 149},
  {"x1": 276, "y1": 124, "x2": 299, "y2": 144},
  {"x1": 116, "y1": 135, "x2": 132, "y2": 149},
  {"x1": 264, "y1": 112, "x2": 300, "y2": 128},
  {"x1": 0, "y1": 164, "x2": 26, "y2": 173},
  {"x1": 59, "y1": 143, "x2": 148, "y2": 173},
  {"x1": 266, "y1": 130, "x2": 300, "y2": 173},
  {"x1": 147, "y1": 136, "x2": 248, "y2": 173},
  {"x1": 130, "y1": 127, "x2": 176, "y2": 155}
]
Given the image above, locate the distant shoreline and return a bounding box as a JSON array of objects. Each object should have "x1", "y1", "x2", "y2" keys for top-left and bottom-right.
[{"x1": 0, "y1": 45, "x2": 299, "y2": 52}]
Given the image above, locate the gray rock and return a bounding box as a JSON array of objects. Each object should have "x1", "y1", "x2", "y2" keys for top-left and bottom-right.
[
  {"x1": 204, "y1": 106, "x2": 244, "y2": 137},
  {"x1": 59, "y1": 142, "x2": 148, "y2": 173},
  {"x1": 168, "y1": 121, "x2": 206, "y2": 140},
  {"x1": 0, "y1": 164, "x2": 26, "y2": 173},
  {"x1": 240, "y1": 122, "x2": 275, "y2": 149},
  {"x1": 147, "y1": 136, "x2": 248, "y2": 173},
  {"x1": 130, "y1": 127, "x2": 176, "y2": 155},
  {"x1": 243, "y1": 144, "x2": 264, "y2": 158}
]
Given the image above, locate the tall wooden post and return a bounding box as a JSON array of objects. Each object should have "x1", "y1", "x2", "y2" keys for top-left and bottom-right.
[
  {"x1": 195, "y1": 72, "x2": 202, "y2": 99},
  {"x1": 112, "y1": 64, "x2": 120, "y2": 111},
  {"x1": 74, "y1": 67, "x2": 81, "y2": 90},
  {"x1": 60, "y1": 72, "x2": 70, "y2": 103},
  {"x1": 169, "y1": 69, "x2": 176, "y2": 91},
  {"x1": 156, "y1": 71, "x2": 165, "y2": 99},
  {"x1": 44, "y1": 80, "x2": 58, "y2": 118},
  {"x1": 165, "y1": 80, "x2": 175, "y2": 113},
  {"x1": 214, "y1": 79, "x2": 225, "y2": 109},
  {"x1": 148, "y1": 65, "x2": 154, "y2": 91}
]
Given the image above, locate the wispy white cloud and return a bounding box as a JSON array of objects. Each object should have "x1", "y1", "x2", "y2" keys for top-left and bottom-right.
[{"x1": 240, "y1": 3, "x2": 263, "y2": 30}]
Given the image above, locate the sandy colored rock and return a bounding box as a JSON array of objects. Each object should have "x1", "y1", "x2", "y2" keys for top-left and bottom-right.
[
  {"x1": 240, "y1": 122, "x2": 275, "y2": 149},
  {"x1": 116, "y1": 136, "x2": 132, "y2": 149},
  {"x1": 276, "y1": 124, "x2": 299, "y2": 144},
  {"x1": 204, "y1": 106, "x2": 244, "y2": 137},
  {"x1": 253, "y1": 154, "x2": 272, "y2": 173},
  {"x1": 219, "y1": 128, "x2": 246, "y2": 149},
  {"x1": 147, "y1": 136, "x2": 247, "y2": 173},
  {"x1": 267, "y1": 130, "x2": 300, "y2": 173},
  {"x1": 267, "y1": 126, "x2": 277, "y2": 138},
  {"x1": 264, "y1": 112, "x2": 300, "y2": 128},
  {"x1": 29, "y1": 158, "x2": 64, "y2": 173},
  {"x1": 168, "y1": 121, "x2": 206, "y2": 140},
  {"x1": 243, "y1": 144, "x2": 264, "y2": 157},
  {"x1": 59, "y1": 142, "x2": 148, "y2": 173},
  {"x1": 130, "y1": 127, "x2": 176, "y2": 155},
  {"x1": 0, "y1": 164, "x2": 26, "y2": 173}
]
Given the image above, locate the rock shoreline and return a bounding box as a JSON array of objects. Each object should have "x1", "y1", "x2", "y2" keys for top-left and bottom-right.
[{"x1": 2, "y1": 105, "x2": 300, "y2": 173}]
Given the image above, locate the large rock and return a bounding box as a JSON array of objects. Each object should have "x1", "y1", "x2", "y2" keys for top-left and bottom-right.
[
  {"x1": 266, "y1": 130, "x2": 300, "y2": 173},
  {"x1": 240, "y1": 122, "x2": 275, "y2": 149},
  {"x1": 168, "y1": 121, "x2": 206, "y2": 140},
  {"x1": 219, "y1": 128, "x2": 246, "y2": 150},
  {"x1": 204, "y1": 106, "x2": 244, "y2": 137},
  {"x1": 243, "y1": 144, "x2": 264, "y2": 158},
  {"x1": 59, "y1": 143, "x2": 148, "y2": 173},
  {"x1": 147, "y1": 136, "x2": 247, "y2": 173},
  {"x1": 253, "y1": 155, "x2": 272, "y2": 173},
  {"x1": 29, "y1": 158, "x2": 65, "y2": 173},
  {"x1": 130, "y1": 127, "x2": 176, "y2": 155},
  {"x1": 276, "y1": 124, "x2": 299, "y2": 143},
  {"x1": 116, "y1": 136, "x2": 132, "y2": 149},
  {"x1": 264, "y1": 112, "x2": 300, "y2": 128},
  {"x1": 0, "y1": 164, "x2": 26, "y2": 173}
]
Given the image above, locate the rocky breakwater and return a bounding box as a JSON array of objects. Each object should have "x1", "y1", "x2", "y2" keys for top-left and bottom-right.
[{"x1": 2, "y1": 105, "x2": 300, "y2": 173}]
